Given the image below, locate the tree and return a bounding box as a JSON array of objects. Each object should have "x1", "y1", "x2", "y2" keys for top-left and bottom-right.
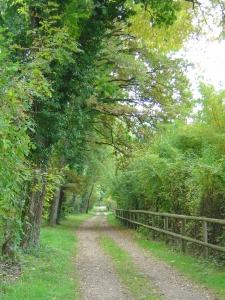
[
  {"x1": 0, "y1": 7, "x2": 52, "y2": 256},
  {"x1": 196, "y1": 83, "x2": 225, "y2": 131},
  {"x1": 0, "y1": 0, "x2": 199, "y2": 256}
]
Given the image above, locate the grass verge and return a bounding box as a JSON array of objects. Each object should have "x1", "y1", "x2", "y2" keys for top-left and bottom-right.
[
  {"x1": 107, "y1": 214, "x2": 225, "y2": 299},
  {"x1": 98, "y1": 235, "x2": 163, "y2": 300},
  {"x1": 0, "y1": 213, "x2": 92, "y2": 300}
]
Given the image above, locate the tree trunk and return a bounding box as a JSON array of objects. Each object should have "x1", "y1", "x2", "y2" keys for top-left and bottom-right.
[
  {"x1": 32, "y1": 181, "x2": 46, "y2": 246},
  {"x1": 49, "y1": 183, "x2": 61, "y2": 227},
  {"x1": 56, "y1": 189, "x2": 64, "y2": 224},
  {"x1": 1, "y1": 218, "x2": 16, "y2": 260},
  {"x1": 20, "y1": 171, "x2": 47, "y2": 249},
  {"x1": 84, "y1": 182, "x2": 95, "y2": 213},
  {"x1": 49, "y1": 156, "x2": 65, "y2": 227}
]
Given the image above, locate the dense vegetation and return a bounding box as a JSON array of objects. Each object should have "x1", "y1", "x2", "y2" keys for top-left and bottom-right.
[{"x1": 0, "y1": 0, "x2": 225, "y2": 259}]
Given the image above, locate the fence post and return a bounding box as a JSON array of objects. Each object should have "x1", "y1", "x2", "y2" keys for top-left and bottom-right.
[
  {"x1": 134, "y1": 212, "x2": 137, "y2": 229},
  {"x1": 143, "y1": 212, "x2": 146, "y2": 226},
  {"x1": 128, "y1": 211, "x2": 130, "y2": 227},
  {"x1": 122, "y1": 210, "x2": 125, "y2": 226},
  {"x1": 152, "y1": 215, "x2": 156, "y2": 240},
  {"x1": 181, "y1": 219, "x2": 186, "y2": 253},
  {"x1": 130, "y1": 211, "x2": 132, "y2": 227},
  {"x1": 125, "y1": 210, "x2": 128, "y2": 227},
  {"x1": 137, "y1": 212, "x2": 140, "y2": 230},
  {"x1": 164, "y1": 216, "x2": 169, "y2": 244},
  {"x1": 202, "y1": 220, "x2": 208, "y2": 259}
]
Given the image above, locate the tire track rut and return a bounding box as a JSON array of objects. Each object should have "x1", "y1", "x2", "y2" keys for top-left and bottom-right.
[
  {"x1": 76, "y1": 215, "x2": 135, "y2": 300},
  {"x1": 76, "y1": 213, "x2": 218, "y2": 300}
]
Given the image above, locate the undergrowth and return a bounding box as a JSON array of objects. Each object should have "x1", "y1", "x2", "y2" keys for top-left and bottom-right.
[{"x1": 0, "y1": 213, "x2": 92, "y2": 300}]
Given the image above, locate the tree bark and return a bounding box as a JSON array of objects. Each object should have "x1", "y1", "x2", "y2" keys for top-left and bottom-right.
[
  {"x1": 49, "y1": 182, "x2": 61, "y2": 227},
  {"x1": 20, "y1": 171, "x2": 47, "y2": 249},
  {"x1": 49, "y1": 156, "x2": 65, "y2": 227},
  {"x1": 56, "y1": 189, "x2": 64, "y2": 224},
  {"x1": 84, "y1": 182, "x2": 95, "y2": 213}
]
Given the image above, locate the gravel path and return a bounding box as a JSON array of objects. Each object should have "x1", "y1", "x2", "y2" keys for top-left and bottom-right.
[
  {"x1": 76, "y1": 213, "x2": 219, "y2": 300},
  {"x1": 76, "y1": 215, "x2": 135, "y2": 300}
]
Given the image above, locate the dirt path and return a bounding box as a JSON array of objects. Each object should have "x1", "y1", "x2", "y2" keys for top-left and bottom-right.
[
  {"x1": 76, "y1": 215, "x2": 135, "y2": 300},
  {"x1": 76, "y1": 213, "x2": 218, "y2": 300}
]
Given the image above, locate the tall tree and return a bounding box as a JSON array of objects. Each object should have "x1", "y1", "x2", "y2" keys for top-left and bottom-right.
[{"x1": 0, "y1": 0, "x2": 199, "y2": 255}]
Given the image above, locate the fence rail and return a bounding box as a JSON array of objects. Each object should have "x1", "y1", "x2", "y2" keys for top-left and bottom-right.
[{"x1": 114, "y1": 209, "x2": 225, "y2": 259}]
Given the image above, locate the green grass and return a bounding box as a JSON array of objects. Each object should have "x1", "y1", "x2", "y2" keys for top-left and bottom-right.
[
  {"x1": 93, "y1": 222, "x2": 101, "y2": 230},
  {"x1": 0, "y1": 213, "x2": 92, "y2": 300},
  {"x1": 99, "y1": 235, "x2": 163, "y2": 300},
  {"x1": 107, "y1": 214, "x2": 225, "y2": 299}
]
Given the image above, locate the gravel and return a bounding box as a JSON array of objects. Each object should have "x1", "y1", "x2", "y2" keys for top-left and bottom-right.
[{"x1": 76, "y1": 213, "x2": 219, "y2": 300}]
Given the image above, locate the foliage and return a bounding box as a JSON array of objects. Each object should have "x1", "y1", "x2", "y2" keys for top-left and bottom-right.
[
  {"x1": 110, "y1": 83, "x2": 225, "y2": 247},
  {"x1": 127, "y1": 1, "x2": 196, "y2": 52},
  {"x1": 1, "y1": 0, "x2": 222, "y2": 257},
  {"x1": 0, "y1": 20, "x2": 48, "y2": 256},
  {"x1": 111, "y1": 118, "x2": 225, "y2": 216}
]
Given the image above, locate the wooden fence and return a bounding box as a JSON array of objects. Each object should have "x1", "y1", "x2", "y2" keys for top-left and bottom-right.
[{"x1": 114, "y1": 209, "x2": 225, "y2": 259}]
